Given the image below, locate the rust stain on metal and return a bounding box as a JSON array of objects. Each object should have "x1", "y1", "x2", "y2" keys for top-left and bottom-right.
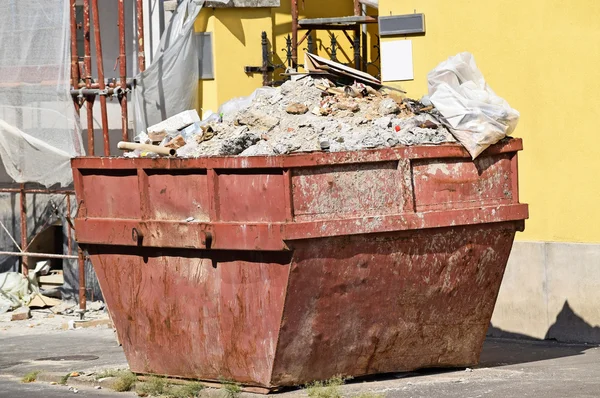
[
  {"x1": 72, "y1": 141, "x2": 528, "y2": 390},
  {"x1": 91, "y1": 0, "x2": 110, "y2": 156},
  {"x1": 118, "y1": 0, "x2": 129, "y2": 142},
  {"x1": 272, "y1": 223, "x2": 517, "y2": 385},
  {"x1": 88, "y1": 247, "x2": 291, "y2": 386},
  {"x1": 412, "y1": 154, "x2": 515, "y2": 211},
  {"x1": 82, "y1": 0, "x2": 94, "y2": 155},
  {"x1": 136, "y1": 0, "x2": 146, "y2": 72},
  {"x1": 292, "y1": 162, "x2": 401, "y2": 221}
]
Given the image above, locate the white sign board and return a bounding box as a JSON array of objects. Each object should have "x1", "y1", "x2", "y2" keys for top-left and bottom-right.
[{"x1": 381, "y1": 39, "x2": 414, "y2": 81}]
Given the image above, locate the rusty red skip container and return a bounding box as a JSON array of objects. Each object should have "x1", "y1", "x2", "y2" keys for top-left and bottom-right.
[{"x1": 72, "y1": 139, "x2": 528, "y2": 393}]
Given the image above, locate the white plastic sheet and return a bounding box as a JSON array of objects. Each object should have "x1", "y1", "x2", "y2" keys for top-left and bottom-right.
[
  {"x1": 133, "y1": 0, "x2": 227, "y2": 133},
  {"x1": 428, "y1": 52, "x2": 520, "y2": 158},
  {"x1": 0, "y1": 0, "x2": 85, "y2": 186},
  {"x1": 0, "y1": 261, "x2": 52, "y2": 314}
]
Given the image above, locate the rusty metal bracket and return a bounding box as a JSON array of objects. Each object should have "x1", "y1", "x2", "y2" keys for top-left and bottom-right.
[
  {"x1": 132, "y1": 227, "x2": 144, "y2": 246},
  {"x1": 244, "y1": 66, "x2": 275, "y2": 73},
  {"x1": 201, "y1": 231, "x2": 213, "y2": 250},
  {"x1": 246, "y1": 31, "x2": 293, "y2": 86}
]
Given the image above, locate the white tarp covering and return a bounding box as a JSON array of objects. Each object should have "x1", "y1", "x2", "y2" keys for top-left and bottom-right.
[
  {"x1": 0, "y1": 261, "x2": 49, "y2": 314},
  {"x1": 133, "y1": 0, "x2": 227, "y2": 134},
  {"x1": 428, "y1": 52, "x2": 520, "y2": 159},
  {"x1": 0, "y1": 0, "x2": 85, "y2": 187}
]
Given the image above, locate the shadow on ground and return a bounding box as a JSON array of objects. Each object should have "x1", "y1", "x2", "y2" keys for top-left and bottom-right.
[
  {"x1": 478, "y1": 336, "x2": 594, "y2": 368},
  {"x1": 274, "y1": 334, "x2": 597, "y2": 395},
  {"x1": 324, "y1": 307, "x2": 600, "y2": 392}
]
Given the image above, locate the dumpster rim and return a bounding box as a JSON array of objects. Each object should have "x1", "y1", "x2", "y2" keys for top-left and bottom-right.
[
  {"x1": 71, "y1": 139, "x2": 522, "y2": 170},
  {"x1": 74, "y1": 203, "x2": 528, "y2": 250}
]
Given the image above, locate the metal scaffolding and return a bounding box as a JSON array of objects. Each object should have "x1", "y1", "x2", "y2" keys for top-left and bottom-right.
[
  {"x1": 290, "y1": 0, "x2": 378, "y2": 70},
  {"x1": 1, "y1": 0, "x2": 146, "y2": 314}
]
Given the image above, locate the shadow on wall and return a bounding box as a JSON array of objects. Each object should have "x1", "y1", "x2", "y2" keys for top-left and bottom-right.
[{"x1": 489, "y1": 300, "x2": 600, "y2": 344}]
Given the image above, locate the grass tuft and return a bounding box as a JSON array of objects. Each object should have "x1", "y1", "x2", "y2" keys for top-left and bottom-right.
[
  {"x1": 95, "y1": 369, "x2": 120, "y2": 380},
  {"x1": 111, "y1": 371, "x2": 137, "y2": 392},
  {"x1": 21, "y1": 371, "x2": 41, "y2": 383},
  {"x1": 166, "y1": 382, "x2": 206, "y2": 398},
  {"x1": 59, "y1": 373, "x2": 70, "y2": 385},
  {"x1": 136, "y1": 376, "x2": 168, "y2": 397},
  {"x1": 306, "y1": 375, "x2": 349, "y2": 398},
  {"x1": 219, "y1": 379, "x2": 241, "y2": 398},
  {"x1": 136, "y1": 378, "x2": 205, "y2": 398}
]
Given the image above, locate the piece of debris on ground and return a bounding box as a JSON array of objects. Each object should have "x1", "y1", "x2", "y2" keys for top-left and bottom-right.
[{"x1": 0, "y1": 301, "x2": 110, "y2": 334}]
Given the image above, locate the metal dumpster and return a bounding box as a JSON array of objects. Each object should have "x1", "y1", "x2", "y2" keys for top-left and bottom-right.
[{"x1": 72, "y1": 138, "x2": 528, "y2": 393}]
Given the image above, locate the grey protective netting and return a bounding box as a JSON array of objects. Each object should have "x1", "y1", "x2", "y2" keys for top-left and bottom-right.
[{"x1": 0, "y1": 0, "x2": 85, "y2": 187}]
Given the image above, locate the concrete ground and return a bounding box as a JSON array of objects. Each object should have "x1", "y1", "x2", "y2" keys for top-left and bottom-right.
[{"x1": 1, "y1": 311, "x2": 599, "y2": 397}]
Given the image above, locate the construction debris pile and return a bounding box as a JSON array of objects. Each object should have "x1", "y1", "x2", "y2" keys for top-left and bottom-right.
[
  {"x1": 124, "y1": 52, "x2": 460, "y2": 158},
  {"x1": 126, "y1": 77, "x2": 455, "y2": 158},
  {"x1": 123, "y1": 52, "x2": 520, "y2": 159}
]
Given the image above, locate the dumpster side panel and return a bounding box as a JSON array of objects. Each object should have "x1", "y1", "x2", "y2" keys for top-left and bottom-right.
[
  {"x1": 291, "y1": 162, "x2": 404, "y2": 221},
  {"x1": 87, "y1": 247, "x2": 291, "y2": 386},
  {"x1": 216, "y1": 171, "x2": 287, "y2": 222},
  {"x1": 78, "y1": 170, "x2": 141, "y2": 219},
  {"x1": 271, "y1": 223, "x2": 516, "y2": 385},
  {"x1": 412, "y1": 154, "x2": 514, "y2": 211},
  {"x1": 144, "y1": 170, "x2": 211, "y2": 221}
]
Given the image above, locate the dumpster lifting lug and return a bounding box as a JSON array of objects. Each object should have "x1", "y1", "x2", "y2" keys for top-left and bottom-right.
[
  {"x1": 201, "y1": 231, "x2": 212, "y2": 249},
  {"x1": 132, "y1": 228, "x2": 144, "y2": 246}
]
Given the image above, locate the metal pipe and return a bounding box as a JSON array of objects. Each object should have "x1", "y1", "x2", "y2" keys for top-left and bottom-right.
[
  {"x1": 137, "y1": 0, "x2": 146, "y2": 72},
  {"x1": 83, "y1": 0, "x2": 95, "y2": 156},
  {"x1": 78, "y1": 247, "x2": 87, "y2": 311},
  {"x1": 0, "y1": 251, "x2": 79, "y2": 260},
  {"x1": 70, "y1": 87, "x2": 126, "y2": 97},
  {"x1": 117, "y1": 141, "x2": 176, "y2": 156},
  {"x1": 353, "y1": 0, "x2": 361, "y2": 70},
  {"x1": 119, "y1": 0, "x2": 129, "y2": 142},
  {"x1": 91, "y1": 0, "x2": 111, "y2": 156},
  {"x1": 66, "y1": 194, "x2": 72, "y2": 256},
  {"x1": 362, "y1": 4, "x2": 368, "y2": 72},
  {"x1": 70, "y1": 0, "x2": 80, "y2": 90},
  {"x1": 78, "y1": 81, "x2": 133, "y2": 89},
  {"x1": 261, "y1": 31, "x2": 269, "y2": 87},
  {"x1": 19, "y1": 184, "x2": 28, "y2": 275},
  {"x1": 298, "y1": 30, "x2": 311, "y2": 47},
  {"x1": 0, "y1": 188, "x2": 74, "y2": 194},
  {"x1": 291, "y1": 0, "x2": 298, "y2": 68}
]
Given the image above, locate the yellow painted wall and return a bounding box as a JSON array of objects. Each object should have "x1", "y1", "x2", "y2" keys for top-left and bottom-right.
[
  {"x1": 195, "y1": 10, "x2": 218, "y2": 117},
  {"x1": 195, "y1": 7, "x2": 273, "y2": 118},
  {"x1": 379, "y1": 0, "x2": 600, "y2": 244},
  {"x1": 271, "y1": 0, "x2": 356, "y2": 68},
  {"x1": 194, "y1": 2, "x2": 381, "y2": 119}
]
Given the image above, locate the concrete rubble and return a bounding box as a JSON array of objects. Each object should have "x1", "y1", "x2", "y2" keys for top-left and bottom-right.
[
  {"x1": 10, "y1": 306, "x2": 31, "y2": 321},
  {"x1": 126, "y1": 76, "x2": 456, "y2": 158}
]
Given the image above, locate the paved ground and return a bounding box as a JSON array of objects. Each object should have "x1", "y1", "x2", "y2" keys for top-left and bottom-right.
[
  {"x1": 0, "y1": 375, "x2": 135, "y2": 398},
  {"x1": 1, "y1": 315, "x2": 599, "y2": 397}
]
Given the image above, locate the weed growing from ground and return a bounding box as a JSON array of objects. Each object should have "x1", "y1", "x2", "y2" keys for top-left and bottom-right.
[
  {"x1": 306, "y1": 375, "x2": 348, "y2": 398},
  {"x1": 219, "y1": 378, "x2": 241, "y2": 398},
  {"x1": 111, "y1": 371, "x2": 137, "y2": 392},
  {"x1": 21, "y1": 371, "x2": 40, "y2": 383}
]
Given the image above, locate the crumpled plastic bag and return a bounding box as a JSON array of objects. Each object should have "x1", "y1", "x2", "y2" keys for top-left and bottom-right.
[
  {"x1": 217, "y1": 87, "x2": 277, "y2": 123},
  {"x1": 0, "y1": 261, "x2": 49, "y2": 314},
  {"x1": 0, "y1": 272, "x2": 33, "y2": 314},
  {"x1": 427, "y1": 52, "x2": 520, "y2": 158}
]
